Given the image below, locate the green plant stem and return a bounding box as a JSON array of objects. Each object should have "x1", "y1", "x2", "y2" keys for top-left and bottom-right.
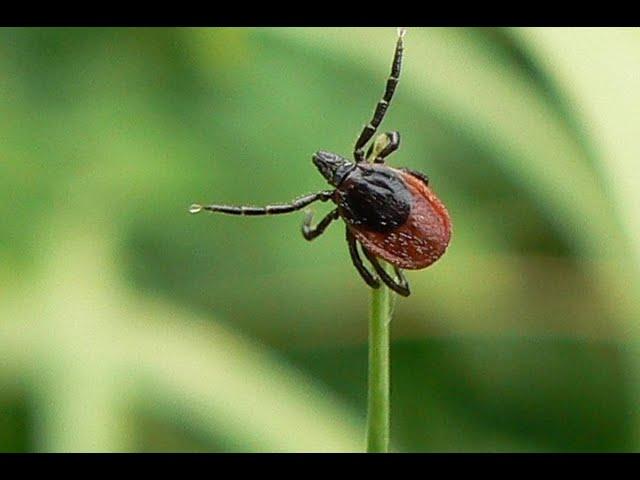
[{"x1": 366, "y1": 263, "x2": 394, "y2": 452}]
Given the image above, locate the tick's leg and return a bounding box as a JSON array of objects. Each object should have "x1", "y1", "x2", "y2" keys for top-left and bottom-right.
[
  {"x1": 353, "y1": 28, "x2": 405, "y2": 163},
  {"x1": 399, "y1": 168, "x2": 429, "y2": 187},
  {"x1": 362, "y1": 248, "x2": 411, "y2": 296},
  {"x1": 346, "y1": 228, "x2": 380, "y2": 288},
  {"x1": 190, "y1": 190, "x2": 334, "y2": 216},
  {"x1": 366, "y1": 131, "x2": 400, "y2": 163},
  {"x1": 302, "y1": 208, "x2": 339, "y2": 241},
  {"x1": 393, "y1": 265, "x2": 410, "y2": 295}
]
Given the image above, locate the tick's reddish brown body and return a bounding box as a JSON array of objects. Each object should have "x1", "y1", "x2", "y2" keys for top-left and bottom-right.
[{"x1": 346, "y1": 168, "x2": 452, "y2": 270}]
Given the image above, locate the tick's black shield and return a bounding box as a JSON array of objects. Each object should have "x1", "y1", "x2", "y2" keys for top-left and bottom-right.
[{"x1": 336, "y1": 164, "x2": 411, "y2": 233}]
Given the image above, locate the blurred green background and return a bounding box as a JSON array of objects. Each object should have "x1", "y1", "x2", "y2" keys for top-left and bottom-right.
[{"x1": 1, "y1": 27, "x2": 640, "y2": 452}]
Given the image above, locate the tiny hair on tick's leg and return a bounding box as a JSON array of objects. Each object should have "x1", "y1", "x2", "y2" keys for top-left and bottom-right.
[
  {"x1": 191, "y1": 28, "x2": 451, "y2": 296},
  {"x1": 353, "y1": 29, "x2": 405, "y2": 163}
]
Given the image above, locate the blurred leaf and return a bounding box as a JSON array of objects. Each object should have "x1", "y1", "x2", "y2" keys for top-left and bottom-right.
[
  {"x1": 513, "y1": 28, "x2": 640, "y2": 264},
  {"x1": 1, "y1": 27, "x2": 639, "y2": 452},
  {"x1": 0, "y1": 217, "x2": 362, "y2": 451}
]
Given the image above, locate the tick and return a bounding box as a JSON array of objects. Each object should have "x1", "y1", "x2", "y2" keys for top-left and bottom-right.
[{"x1": 190, "y1": 29, "x2": 452, "y2": 296}]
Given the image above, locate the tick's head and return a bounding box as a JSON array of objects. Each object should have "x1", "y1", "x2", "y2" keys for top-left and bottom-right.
[{"x1": 312, "y1": 151, "x2": 354, "y2": 187}]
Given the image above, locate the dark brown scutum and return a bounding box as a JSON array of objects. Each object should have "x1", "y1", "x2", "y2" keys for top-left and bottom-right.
[
  {"x1": 335, "y1": 165, "x2": 411, "y2": 233},
  {"x1": 349, "y1": 169, "x2": 452, "y2": 270}
]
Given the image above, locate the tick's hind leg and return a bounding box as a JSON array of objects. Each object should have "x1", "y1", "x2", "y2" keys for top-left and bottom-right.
[
  {"x1": 362, "y1": 248, "x2": 411, "y2": 296},
  {"x1": 392, "y1": 266, "x2": 410, "y2": 296},
  {"x1": 302, "y1": 208, "x2": 339, "y2": 241},
  {"x1": 346, "y1": 229, "x2": 380, "y2": 289},
  {"x1": 366, "y1": 132, "x2": 400, "y2": 163}
]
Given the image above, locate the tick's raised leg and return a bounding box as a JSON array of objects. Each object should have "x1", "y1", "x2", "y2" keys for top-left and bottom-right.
[
  {"x1": 190, "y1": 190, "x2": 334, "y2": 216},
  {"x1": 366, "y1": 131, "x2": 400, "y2": 163},
  {"x1": 353, "y1": 28, "x2": 405, "y2": 163},
  {"x1": 302, "y1": 208, "x2": 339, "y2": 240},
  {"x1": 346, "y1": 228, "x2": 380, "y2": 288},
  {"x1": 362, "y1": 248, "x2": 411, "y2": 296}
]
